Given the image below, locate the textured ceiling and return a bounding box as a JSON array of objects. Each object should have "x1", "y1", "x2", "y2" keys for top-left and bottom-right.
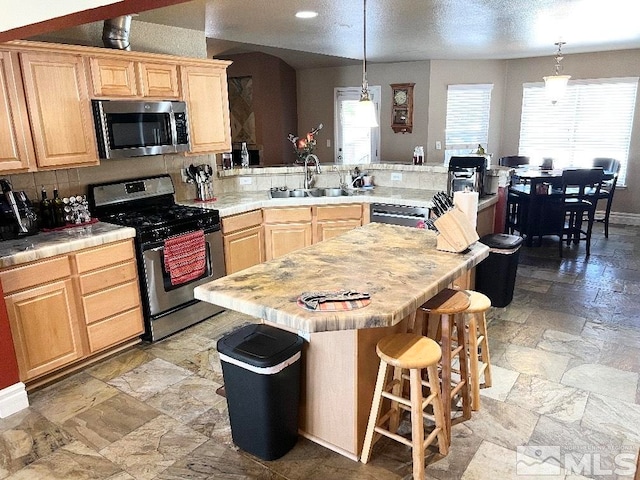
[{"x1": 11, "y1": 0, "x2": 640, "y2": 69}]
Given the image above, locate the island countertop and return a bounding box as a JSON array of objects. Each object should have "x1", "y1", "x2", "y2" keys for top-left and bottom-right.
[{"x1": 194, "y1": 222, "x2": 489, "y2": 333}]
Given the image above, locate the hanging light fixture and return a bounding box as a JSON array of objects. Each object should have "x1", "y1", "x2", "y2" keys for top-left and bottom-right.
[
  {"x1": 543, "y1": 41, "x2": 571, "y2": 104},
  {"x1": 354, "y1": 0, "x2": 378, "y2": 127}
]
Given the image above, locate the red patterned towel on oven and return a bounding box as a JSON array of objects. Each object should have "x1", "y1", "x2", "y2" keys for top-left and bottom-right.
[{"x1": 163, "y1": 230, "x2": 206, "y2": 286}]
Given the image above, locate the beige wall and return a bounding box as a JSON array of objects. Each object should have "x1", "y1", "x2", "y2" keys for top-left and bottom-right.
[
  {"x1": 427, "y1": 59, "x2": 506, "y2": 165},
  {"x1": 29, "y1": 20, "x2": 207, "y2": 58},
  {"x1": 296, "y1": 51, "x2": 640, "y2": 215},
  {"x1": 502, "y1": 49, "x2": 640, "y2": 216},
  {"x1": 297, "y1": 61, "x2": 431, "y2": 164}
]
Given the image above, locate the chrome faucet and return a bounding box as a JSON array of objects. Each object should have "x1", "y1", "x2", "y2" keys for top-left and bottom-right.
[
  {"x1": 332, "y1": 165, "x2": 348, "y2": 190},
  {"x1": 304, "y1": 154, "x2": 321, "y2": 189}
]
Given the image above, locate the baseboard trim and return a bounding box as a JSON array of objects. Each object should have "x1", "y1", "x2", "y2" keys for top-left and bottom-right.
[
  {"x1": 607, "y1": 211, "x2": 640, "y2": 226},
  {"x1": 0, "y1": 382, "x2": 29, "y2": 418}
]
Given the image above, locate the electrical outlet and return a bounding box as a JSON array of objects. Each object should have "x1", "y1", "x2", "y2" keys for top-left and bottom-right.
[
  {"x1": 326, "y1": 139, "x2": 331, "y2": 148},
  {"x1": 435, "y1": 141, "x2": 442, "y2": 150},
  {"x1": 239, "y1": 177, "x2": 252, "y2": 185},
  {"x1": 391, "y1": 172, "x2": 402, "y2": 182}
]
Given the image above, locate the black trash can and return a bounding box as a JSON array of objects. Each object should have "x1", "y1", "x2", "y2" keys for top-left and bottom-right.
[
  {"x1": 217, "y1": 323, "x2": 304, "y2": 460},
  {"x1": 475, "y1": 233, "x2": 524, "y2": 308}
]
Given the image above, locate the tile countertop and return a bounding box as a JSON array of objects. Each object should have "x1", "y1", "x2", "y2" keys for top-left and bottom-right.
[
  {"x1": 181, "y1": 186, "x2": 499, "y2": 218},
  {"x1": 0, "y1": 223, "x2": 136, "y2": 269},
  {"x1": 195, "y1": 222, "x2": 490, "y2": 333}
]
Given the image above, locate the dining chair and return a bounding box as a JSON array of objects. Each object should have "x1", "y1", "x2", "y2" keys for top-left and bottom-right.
[
  {"x1": 500, "y1": 156, "x2": 530, "y2": 235},
  {"x1": 557, "y1": 168, "x2": 605, "y2": 257},
  {"x1": 592, "y1": 158, "x2": 620, "y2": 238},
  {"x1": 498, "y1": 155, "x2": 530, "y2": 167}
]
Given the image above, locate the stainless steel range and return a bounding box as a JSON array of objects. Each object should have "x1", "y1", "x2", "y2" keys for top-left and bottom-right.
[{"x1": 88, "y1": 174, "x2": 224, "y2": 342}]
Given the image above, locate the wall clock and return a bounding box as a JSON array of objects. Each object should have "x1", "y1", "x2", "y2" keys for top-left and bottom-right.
[{"x1": 390, "y1": 83, "x2": 415, "y2": 133}]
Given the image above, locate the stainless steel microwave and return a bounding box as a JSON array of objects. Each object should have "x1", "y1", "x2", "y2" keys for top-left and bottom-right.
[{"x1": 92, "y1": 100, "x2": 190, "y2": 159}]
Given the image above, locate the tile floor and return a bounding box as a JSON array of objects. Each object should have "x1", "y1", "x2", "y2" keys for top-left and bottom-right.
[{"x1": 1, "y1": 224, "x2": 639, "y2": 479}]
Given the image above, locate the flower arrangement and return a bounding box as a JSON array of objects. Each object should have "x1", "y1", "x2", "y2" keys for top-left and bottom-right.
[{"x1": 287, "y1": 123, "x2": 323, "y2": 163}]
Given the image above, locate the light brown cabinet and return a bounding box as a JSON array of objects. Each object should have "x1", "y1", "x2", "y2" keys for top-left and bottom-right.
[
  {"x1": 222, "y1": 210, "x2": 265, "y2": 275},
  {"x1": 313, "y1": 204, "x2": 363, "y2": 243},
  {"x1": 181, "y1": 63, "x2": 232, "y2": 154},
  {"x1": 73, "y1": 240, "x2": 144, "y2": 353},
  {"x1": 222, "y1": 205, "x2": 365, "y2": 271},
  {"x1": 263, "y1": 207, "x2": 313, "y2": 261},
  {"x1": 20, "y1": 51, "x2": 98, "y2": 169},
  {"x1": 89, "y1": 57, "x2": 180, "y2": 99},
  {"x1": 0, "y1": 51, "x2": 35, "y2": 172},
  {"x1": 1, "y1": 257, "x2": 83, "y2": 381},
  {"x1": 0, "y1": 239, "x2": 143, "y2": 385}
]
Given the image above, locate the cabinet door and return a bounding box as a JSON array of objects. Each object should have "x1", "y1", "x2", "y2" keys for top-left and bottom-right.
[
  {"x1": 181, "y1": 64, "x2": 231, "y2": 153},
  {"x1": 20, "y1": 51, "x2": 98, "y2": 168},
  {"x1": 88, "y1": 57, "x2": 138, "y2": 97},
  {"x1": 5, "y1": 279, "x2": 83, "y2": 381},
  {"x1": 315, "y1": 219, "x2": 362, "y2": 243},
  {"x1": 0, "y1": 51, "x2": 35, "y2": 172},
  {"x1": 138, "y1": 62, "x2": 180, "y2": 98},
  {"x1": 264, "y1": 223, "x2": 312, "y2": 261},
  {"x1": 224, "y1": 225, "x2": 265, "y2": 274}
]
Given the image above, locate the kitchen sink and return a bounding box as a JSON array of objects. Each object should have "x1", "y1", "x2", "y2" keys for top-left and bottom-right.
[{"x1": 269, "y1": 187, "x2": 349, "y2": 198}]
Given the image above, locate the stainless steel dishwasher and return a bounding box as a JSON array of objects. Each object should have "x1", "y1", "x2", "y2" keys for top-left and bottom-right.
[{"x1": 370, "y1": 203, "x2": 432, "y2": 228}]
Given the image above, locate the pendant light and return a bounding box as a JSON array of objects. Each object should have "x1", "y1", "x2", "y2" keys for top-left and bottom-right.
[
  {"x1": 543, "y1": 42, "x2": 571, "y2": 104},
  {"x1": 354, "y1": 0, "x2": 378, "y2": 127}
]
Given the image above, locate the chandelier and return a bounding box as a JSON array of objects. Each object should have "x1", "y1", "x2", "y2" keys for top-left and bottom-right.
[{"x1": 543, "y1": 42, "x2": 571, "y2": 104}]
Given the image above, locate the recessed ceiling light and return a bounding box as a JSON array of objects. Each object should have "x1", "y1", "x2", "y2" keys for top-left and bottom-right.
[{"x1": 295, "y1": 11, "x2": 318, "y2": 19}]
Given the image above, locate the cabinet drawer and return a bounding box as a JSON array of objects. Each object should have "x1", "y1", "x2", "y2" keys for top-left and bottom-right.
[
  {"x1": 315, "y1": 204, "x2": 363, "y2": 221},
  {"x1": 86, "y1": 307, "x2": 143, "y2": 352},
  {"x1": 1, "y1": 256, "x2": 71, "y2": 293},
  {"x1": 74, "y1": 240, "x2": 135, "y2": 273},
  {"x1": 263, "y1": 207, "x2": 312, "y2": 224},
  {"x1": 222, "y1": 209, "x2": 263, "y2": 234},
  {"x1": 82, "y1": 280, "x2": 141, "y2": 324},
  {"x1": 78, "y1": 260, "x2": 137, "y2": 295}
]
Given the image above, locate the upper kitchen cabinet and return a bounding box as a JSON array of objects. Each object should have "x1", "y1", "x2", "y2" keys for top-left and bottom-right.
[
  {"x1": 0, "y1": 51, "x2": 35, "y2": 173},
  {"x1": 181, "y1": 62, "x2": 232, "y2": 154},
  {"x1": 20, "y1": 51, "x2": 98, "y2": 169},
  {"x1": 88, "y1": 57, "x2": 180, "y2": 99}
]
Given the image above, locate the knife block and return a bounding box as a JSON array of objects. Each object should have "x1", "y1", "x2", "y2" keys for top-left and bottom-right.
[{"x1": 434, "y1": 207, "x2": 479, "y2": 253}]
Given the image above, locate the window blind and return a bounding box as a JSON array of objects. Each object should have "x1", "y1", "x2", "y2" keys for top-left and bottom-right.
[
  {"x1": 519, "y1": 77, "x2": 638, "y2": 185},
  {"x1": 445, "y1": 84, "x2": 493, "y2": 162}
]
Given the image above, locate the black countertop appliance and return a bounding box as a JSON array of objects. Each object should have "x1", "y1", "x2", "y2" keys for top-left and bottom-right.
[{"x1": 0, "y1": 180, "x2": 38, "y2": 240}]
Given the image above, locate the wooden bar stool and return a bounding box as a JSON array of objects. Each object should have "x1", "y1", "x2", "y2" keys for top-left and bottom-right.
[
  {"x1": 419, "y1": 288, "x2": 472, "y2": 443},
  {"x1": 361, "y1": 333, "x2": 448, "y2": 480},
  {"x1": 462, "y1": 290, "x2": 493, "y2": 411}
]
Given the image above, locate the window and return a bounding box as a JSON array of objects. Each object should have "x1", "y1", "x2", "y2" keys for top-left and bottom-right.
[
  {"x1": 334, "y1": 86, "x2": 380, "y2": 164},
  {"x1": 445, "y1": 84, "x2": 493, "y2": 164},
  {"x1": 519, "y1": 77, "x2": 638, "y2": 185}
]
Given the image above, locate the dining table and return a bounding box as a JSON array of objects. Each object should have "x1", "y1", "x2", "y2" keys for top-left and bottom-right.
[
  {"x1": 194, "y1": 222, "x2": 489, "y2": 460},
  {"x1": 507, "y1": 167, "x2": 613, "y2": 245}
]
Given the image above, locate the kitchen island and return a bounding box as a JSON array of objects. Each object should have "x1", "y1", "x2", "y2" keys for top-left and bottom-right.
[{"x1": 195, "y1": 222, "x2": 489, "y2": 459}]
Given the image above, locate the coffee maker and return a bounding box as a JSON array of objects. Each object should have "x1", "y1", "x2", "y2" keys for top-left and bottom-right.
[{"x1": 0, "y1": 179, "x2": 38, "y2": 240}]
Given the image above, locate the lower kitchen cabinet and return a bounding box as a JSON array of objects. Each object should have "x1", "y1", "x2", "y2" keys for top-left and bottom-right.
[
  {"x1": 313, "y1": 204, "x2": 363, "y2": 243},
  {"x1": 0, "y1": 239, "x2": 143, "y2": 384},
  {"x1": 263, "y1": 207, "x2": 313, "y2": 261},
  {"x1": 222, "y1": 210, "x2": 264, "y2": 274},
  {"x1": 1, "y1": 257, "x2": 83, "y2": 381},
  {"x1": 73, "y1": 240, "x2": 144, "y2": 354}
]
